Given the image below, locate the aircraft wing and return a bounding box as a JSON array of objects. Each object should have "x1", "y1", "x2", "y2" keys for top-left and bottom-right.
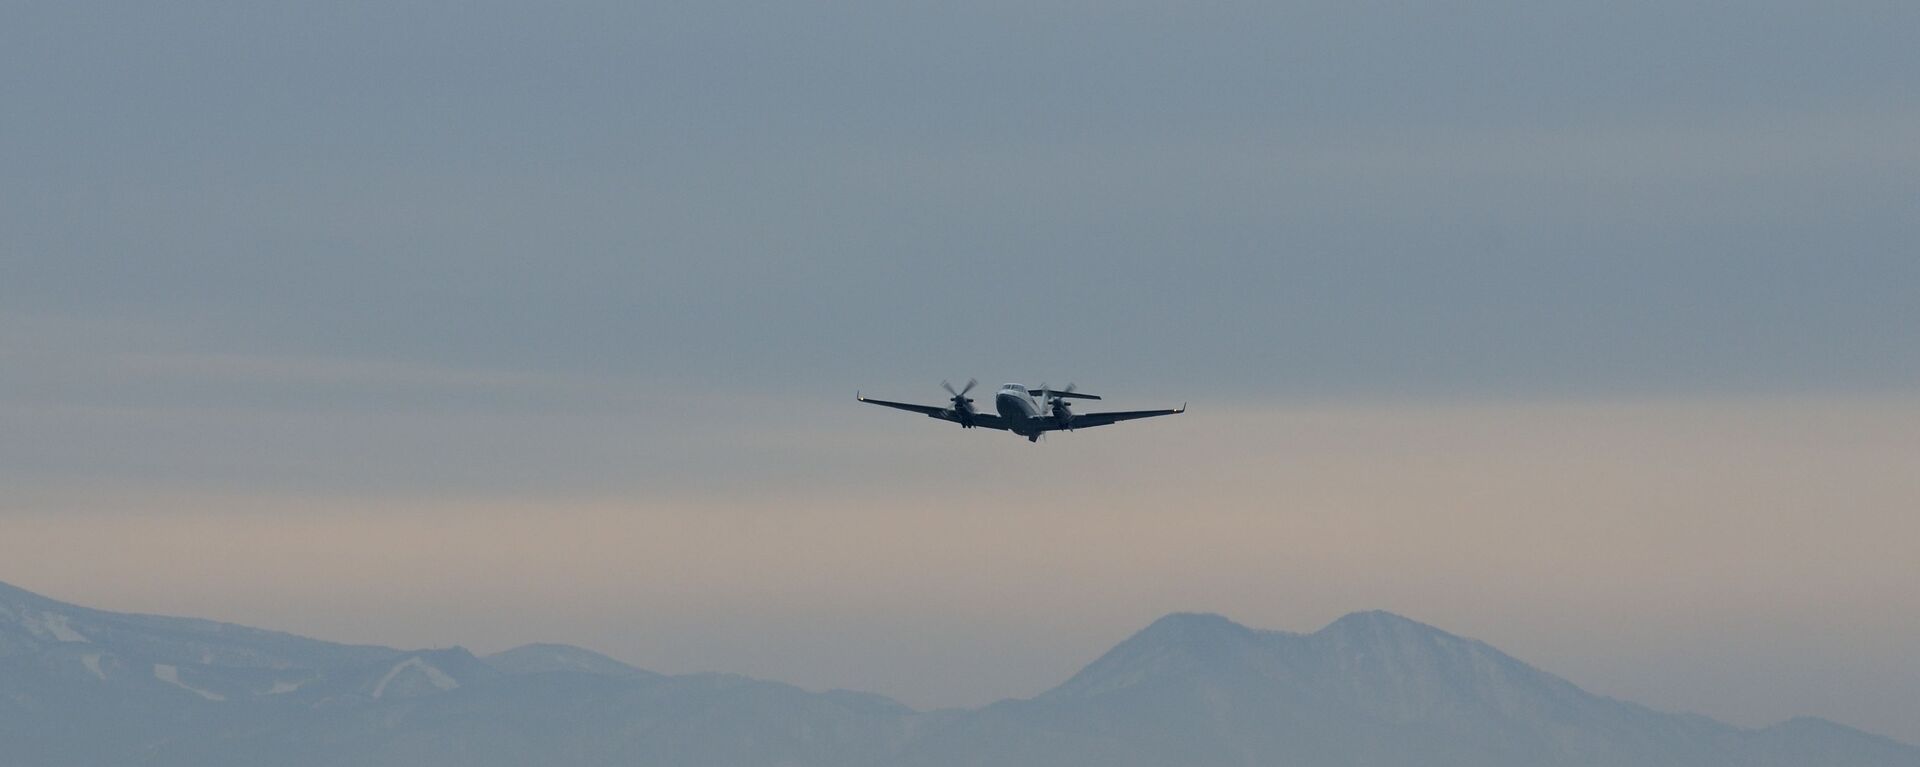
[
  {"x1": 857, "y1": 395, "x2": 946, "y2": 417},
  {"x1": 858, "y1": 394, "x2": 1011, "y2": 430},
  {"x1": 1062, "y1": 405, "x2": 1186, "y2": 429}
]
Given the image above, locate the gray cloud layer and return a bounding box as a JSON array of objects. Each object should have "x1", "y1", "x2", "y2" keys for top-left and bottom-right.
[{"x1": 7, "y1": 2, "x2": 1918, "y2": 398}]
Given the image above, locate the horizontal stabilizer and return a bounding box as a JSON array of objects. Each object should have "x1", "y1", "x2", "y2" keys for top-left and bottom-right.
[{"x1": 1026, "y1": 388, "x2": 1101, "y2": 400}]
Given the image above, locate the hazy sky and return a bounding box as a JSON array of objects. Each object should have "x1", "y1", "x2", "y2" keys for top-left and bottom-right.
[{"x1": 4, "y1": 0, "x2": 1918, "y2": 743}]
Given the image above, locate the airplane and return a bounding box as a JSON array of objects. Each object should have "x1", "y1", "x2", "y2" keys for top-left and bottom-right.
[{"x1": 857, "y1": 379, "x2": 1185, "y2": 442}]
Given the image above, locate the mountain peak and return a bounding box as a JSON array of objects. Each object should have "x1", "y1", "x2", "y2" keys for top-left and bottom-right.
[
  {"x1": 1322, "y1": 609, "x2": 1441, "y2": 636},
  {"x1": 1313, "y1": 610, "x2": 1488, "y2": 660},
  {"x1": 483, "y1": 642, "x2": 657, "y2": 679},
  {"x1": 1044, "y1": 609, "x2": 1575, "y2": 722},
  {"x1": 1040, "y1": 613, "x2": 1270, "y2": 701},
  {"x1": 1118, "y1": 612, "x2": 1268, "y2": 660},
  {"x1": 1137, "y1": 611, "x2": 1253, "y2": 638}
]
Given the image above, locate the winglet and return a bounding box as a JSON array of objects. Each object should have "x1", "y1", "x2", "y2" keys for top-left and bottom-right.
[
  {"x1": 1179, "y1": 402, "x2": 1187, "y2": 413},
  {"x1": 856, "y1": 391, "x2": 864, "y2": 402}
]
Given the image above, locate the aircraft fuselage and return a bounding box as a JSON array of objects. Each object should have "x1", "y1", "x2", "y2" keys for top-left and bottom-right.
[{"x1": 996, "y1": 384, "x2": 1046, "y2": 441}]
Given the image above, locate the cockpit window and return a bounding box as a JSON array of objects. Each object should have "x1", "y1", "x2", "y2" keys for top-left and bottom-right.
[{"x1": 1002, "y1": 383, "x2": 1026, "y2": 392}]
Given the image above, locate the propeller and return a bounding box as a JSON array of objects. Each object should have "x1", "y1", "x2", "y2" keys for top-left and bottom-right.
[
  {"x1": 941, "y1": 378, "x2": 978, "y2": 427},
  {"x1": 1040, "y1": 382, "x2": 1077, "y2": 423},
  {"x1": 1035, "y1": 382, "x2": 1078, "y2": 401},
  {"x1": 941, "y1": 378, "x2": 977, "y2": 405}
]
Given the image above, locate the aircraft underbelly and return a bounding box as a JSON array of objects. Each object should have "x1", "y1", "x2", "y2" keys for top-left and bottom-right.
[{"x1": 996, "y1": 393, "x2": 1037, "y2": 434}]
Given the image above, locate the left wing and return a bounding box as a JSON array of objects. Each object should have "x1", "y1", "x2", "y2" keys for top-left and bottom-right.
[
  {"x1": 858, "y1": 394, "x2": 1011, "y2": 430},
  {"x1": 1058, "y1": 404, "x2": 1186, "y2": 430},
  {"x1": 856, "y1": 395, "x2": 946, "y2": 417}
]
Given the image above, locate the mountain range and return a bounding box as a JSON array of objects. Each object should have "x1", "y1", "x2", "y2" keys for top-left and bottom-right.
[{"x1": 2, "y1": 578, "x2": 1912, "y2": 766}]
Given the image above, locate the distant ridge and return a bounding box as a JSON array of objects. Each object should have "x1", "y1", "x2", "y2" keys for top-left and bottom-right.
[
  {"x1": 2, "y1": 578, "x2": 1912, "y2": 767},
  {"x1": 482, "y1": 642, "x2": 659, "y2": 679}
]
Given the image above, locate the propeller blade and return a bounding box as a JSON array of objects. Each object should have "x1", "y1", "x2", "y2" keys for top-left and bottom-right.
[
  {"x1": 961, "y1": 378, "x2": 977, "y2": 396},
  {"x1": 942, "y1": 380, "x2": 958, "y2": 397}
]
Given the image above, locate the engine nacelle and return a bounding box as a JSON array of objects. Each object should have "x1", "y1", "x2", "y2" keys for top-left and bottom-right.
[{"x1": 949, "y1": 400, "x2": 977, "y2": 428}]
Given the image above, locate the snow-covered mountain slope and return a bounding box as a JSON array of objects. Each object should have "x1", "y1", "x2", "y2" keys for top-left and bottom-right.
[
  {"x1": 1, "y1": 578, "x2": 1912, "y2": 767},
  {"x1": 1, "y1": 579, "x2": 399, "y2": 674}
]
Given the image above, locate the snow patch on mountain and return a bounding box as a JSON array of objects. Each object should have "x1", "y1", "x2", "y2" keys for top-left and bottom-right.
[
  {"x1": 372, "y1": 656, "x2": 460, "y2": 699},
  {"x1": 154, "y1": 663, "x2": 224, "y2": 700},
  {"x1": 25, "y1": 610, "x2": 90, "y2": 643},
  {"x1": 81, "y1": 653, "x2": 106, "y2": 680}
]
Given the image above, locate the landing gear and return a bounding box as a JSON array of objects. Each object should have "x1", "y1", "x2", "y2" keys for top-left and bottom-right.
[{"x1": 1027, "y1": 434, "x2": 1040, "y2": 443}]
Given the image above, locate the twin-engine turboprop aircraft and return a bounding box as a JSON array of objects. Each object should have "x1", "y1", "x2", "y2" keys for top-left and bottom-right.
[{"x1": 858, "y1": 379, "x2": 1184, "y2": 443}]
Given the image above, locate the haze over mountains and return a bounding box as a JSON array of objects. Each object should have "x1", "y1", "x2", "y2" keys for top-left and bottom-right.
[{"x1": 2, "y1": 579, "x2": 1912, "y2": 766}]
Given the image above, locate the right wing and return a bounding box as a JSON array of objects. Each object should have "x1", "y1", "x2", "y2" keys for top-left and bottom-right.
[
  {"x1": 1060, "y1": 404, "x2": 1186, "y2": 429},
  {"x1": 857, "y1": 394, "x2": 1010, "y2": 430}
]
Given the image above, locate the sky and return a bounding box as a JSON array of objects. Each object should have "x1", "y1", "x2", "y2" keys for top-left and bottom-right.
[{"x1": 4, "y1": 0, "x2": 1919, "y2": 743}]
